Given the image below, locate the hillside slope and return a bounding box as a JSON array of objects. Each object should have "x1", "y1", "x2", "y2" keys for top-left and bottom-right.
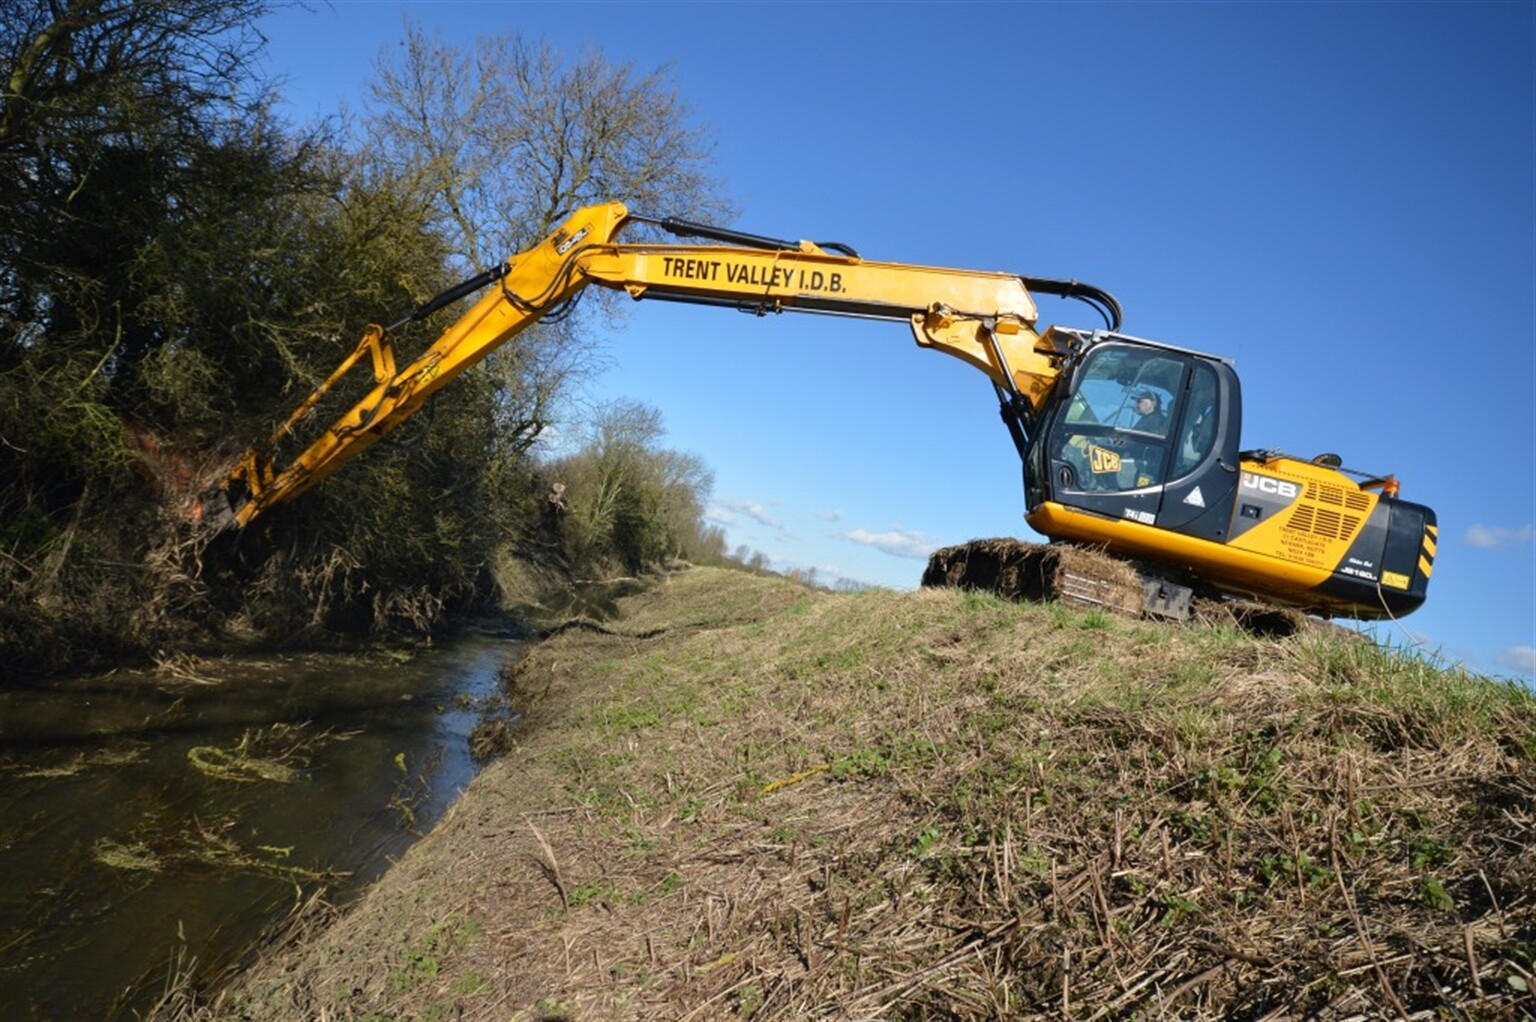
[{"x1": 200, "y1": 567, "x2": 1534, "y2": 1020}]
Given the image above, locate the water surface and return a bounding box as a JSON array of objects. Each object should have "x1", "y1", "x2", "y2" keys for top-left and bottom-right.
[{"x1": 0, "y1": 625, "x2": 523, "y2": 1020}]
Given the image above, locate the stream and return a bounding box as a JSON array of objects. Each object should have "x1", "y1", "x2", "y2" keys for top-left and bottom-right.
[{"x1": 0, "y1": 622, "x2": 527, "y2": 1021}]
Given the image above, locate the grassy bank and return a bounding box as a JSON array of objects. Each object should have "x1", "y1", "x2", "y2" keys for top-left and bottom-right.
[{"x1": 189, "y1": 566, "x2": 1534, "y2": 1020}]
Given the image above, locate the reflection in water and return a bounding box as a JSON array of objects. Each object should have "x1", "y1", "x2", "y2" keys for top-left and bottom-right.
[{"x1": 0, "y1": 627, "x2": 523, "y2": 1021}]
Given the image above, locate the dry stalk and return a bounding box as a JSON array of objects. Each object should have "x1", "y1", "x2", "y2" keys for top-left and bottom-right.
[
  {"x1": 524, "y1": 815, "x2": 567, "y2": 910},
  {"x1": 1332, "y1": 851, "x2": 1410, "y2": 1019}
]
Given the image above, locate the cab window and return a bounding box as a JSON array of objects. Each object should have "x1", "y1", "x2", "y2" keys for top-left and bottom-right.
[
  {"x1": 1053, "y1": 346, "x2": 1186, "y2": 493},
  {"x1": 1172, "y1": 363, "x2": 1219, "y2": 478}
]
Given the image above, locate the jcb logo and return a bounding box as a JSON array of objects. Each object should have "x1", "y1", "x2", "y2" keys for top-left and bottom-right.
[
  {"x1": 1089, "y1": 445, "x2": 1121, "y2": 474},
  {"x1": 1241, "y1": 473, "x2": 1299, "y2": 500}
]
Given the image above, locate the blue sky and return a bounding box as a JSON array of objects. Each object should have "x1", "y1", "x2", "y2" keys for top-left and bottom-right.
[{"x1": 258, "y1": 1, "x2": 1534, "y2": 684}]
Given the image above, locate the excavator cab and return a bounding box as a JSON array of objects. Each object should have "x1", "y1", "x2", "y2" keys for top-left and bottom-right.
[{"x1": 1030, "y1": 333, "x2": 1242, "y2": 543}]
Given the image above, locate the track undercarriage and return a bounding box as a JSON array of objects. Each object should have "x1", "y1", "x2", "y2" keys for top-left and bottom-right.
[{"x1": 922, "y1": 539, "x2": 1315, "y2": 638}]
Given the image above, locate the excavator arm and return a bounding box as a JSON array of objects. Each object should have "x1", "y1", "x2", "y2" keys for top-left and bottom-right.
[{"x1": 216, "y1": 201, "x2": 1117, "y2": 528}]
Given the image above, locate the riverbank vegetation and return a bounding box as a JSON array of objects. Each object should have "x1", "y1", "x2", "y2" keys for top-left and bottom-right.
[
  {"x1": 179, "y1": 566, "x2": 1535, "y2": 1020},
  {"x1": 0, "y1": 2, "x2": 734, "y2": 680}
]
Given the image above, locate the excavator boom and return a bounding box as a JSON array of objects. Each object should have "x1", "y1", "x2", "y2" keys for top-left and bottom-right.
[{"x1": 219, "y1": 202, "x2": 1099, "y2": 527}]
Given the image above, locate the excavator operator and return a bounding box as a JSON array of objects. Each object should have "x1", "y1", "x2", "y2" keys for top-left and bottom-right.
[{"x1": 1132, "y1": 392, "x2": 1168, "y2": 434}]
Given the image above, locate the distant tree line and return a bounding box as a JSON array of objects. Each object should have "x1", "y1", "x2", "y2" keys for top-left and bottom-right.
[{"x1": 0, "y1": 1, "x2": 738, "y2": 677}]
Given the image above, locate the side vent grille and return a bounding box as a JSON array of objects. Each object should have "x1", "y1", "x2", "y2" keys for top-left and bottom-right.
[
  {"x1": 1285, "y1": 483, "x2": 1372, "y2": 540},
  {"x1": 1306, "y1": 482, "x2": 1373, "y2": 513}
]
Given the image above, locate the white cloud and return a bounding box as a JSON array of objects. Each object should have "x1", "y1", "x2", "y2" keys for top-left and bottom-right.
[
  {"x1": 704, "y1": 505, "x2": 736, "y2": 527},
  {"x1": 716, "y1": 498, "x2": 782, "y2": 529},
  {"x1": 1495, "y1": 646, "x2": 1536, "y2": 675},
  {"x1": 1464, "y1": 523, "x2": 1536, "y2": 549},
  {"x1": 842, "y1": 527, "x2": 941, "y2": 560},
  {"x1": 815, "y1": 509, "x2": 843, "y2": 523}
]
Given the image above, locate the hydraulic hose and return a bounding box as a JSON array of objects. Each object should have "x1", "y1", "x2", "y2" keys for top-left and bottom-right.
[{"x1": 1018, "y1": 276, "x2": 1123, "y2": 332}]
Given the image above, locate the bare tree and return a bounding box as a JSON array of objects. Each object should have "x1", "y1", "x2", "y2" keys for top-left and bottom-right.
[
  {"x1": 359, "y1": 22, "x2": 731, "y2": 460},
  {"x1": 363, "y1": 22, "x2": 729, "y2": 273}
]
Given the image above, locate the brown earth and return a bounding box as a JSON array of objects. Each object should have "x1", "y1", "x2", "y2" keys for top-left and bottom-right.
[{"x1": 173, "y1": 565, "x2": 1535, "y2": 1020}]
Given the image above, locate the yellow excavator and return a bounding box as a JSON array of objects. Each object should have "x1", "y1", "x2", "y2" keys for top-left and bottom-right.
[{"x1": 205, "y1": 202, "x2": 1436, "y2": 620}]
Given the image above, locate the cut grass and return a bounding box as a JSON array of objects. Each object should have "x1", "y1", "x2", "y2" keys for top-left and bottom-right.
[{"x1": 188, "y1": 566, "x2": 1536, "y2": 1021}]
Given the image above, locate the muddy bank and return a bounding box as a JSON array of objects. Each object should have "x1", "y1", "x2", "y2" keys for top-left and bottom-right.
[{"x1": 188, "y1": 566, "x2": 1535, "y2": 1020}]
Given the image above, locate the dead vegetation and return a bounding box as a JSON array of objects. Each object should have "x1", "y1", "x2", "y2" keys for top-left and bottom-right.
[
  {"x1": 186, "y1": 723, "x2": 354, "y2": 785},
  {"x1": 186, "y1": 567, "x2": 1535, "y2": 1021},
  {"x1": 923, "y1": 538, "x2": 1148, "y2": 619}
]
